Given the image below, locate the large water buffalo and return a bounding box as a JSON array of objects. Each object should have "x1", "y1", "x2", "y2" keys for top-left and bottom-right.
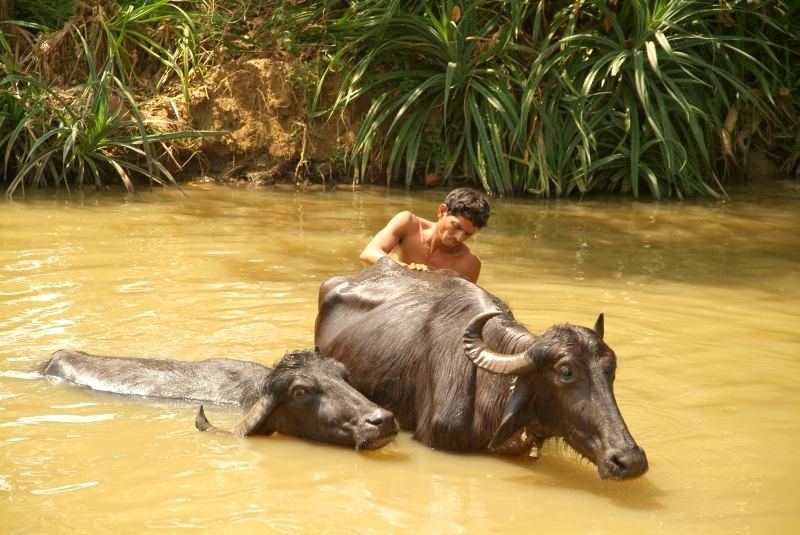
[
  {"x1": 43, "y1": 348, "x2": 398, "y2": 450},
  {"x1": 315, "y1": 258, "x2": 648, "y2": 479}
]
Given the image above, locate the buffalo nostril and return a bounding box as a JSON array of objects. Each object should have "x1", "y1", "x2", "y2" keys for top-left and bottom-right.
[
  {"x1": 609, "y1": 453, "x2": 627, "y2": 473},
  {"x1": 367, "y1": 408, "x2": 396, "y2": 428},
  {"x1": 604, "y1": 447, "x2": 648, "y2": 479}
]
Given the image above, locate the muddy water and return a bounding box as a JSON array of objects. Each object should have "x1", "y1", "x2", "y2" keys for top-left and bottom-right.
[{"x1": 1, "y1": 182, "x2": 798, "y2": 533}]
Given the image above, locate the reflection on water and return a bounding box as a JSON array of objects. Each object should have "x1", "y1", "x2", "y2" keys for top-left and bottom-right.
[{"x1": 1, "y1": 181, "x2": 799, "y2": 533}]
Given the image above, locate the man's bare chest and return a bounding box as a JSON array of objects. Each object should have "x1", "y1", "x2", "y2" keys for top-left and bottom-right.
[{"x1": 395, "y1": 240, "x2": 463, "y2": 271}]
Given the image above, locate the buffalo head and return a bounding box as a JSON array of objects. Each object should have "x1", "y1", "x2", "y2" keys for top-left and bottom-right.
[
  {"x1": 196, "y1": 349, "x2": 399, "y2": 451},
  {"x1": 464, "y1": 312, "x2": 648, "y2": 480}
]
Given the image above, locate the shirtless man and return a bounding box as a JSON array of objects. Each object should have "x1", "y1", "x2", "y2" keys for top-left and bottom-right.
[{"x1": 359, "y1": 188, "x2": 490, "y2": 283}]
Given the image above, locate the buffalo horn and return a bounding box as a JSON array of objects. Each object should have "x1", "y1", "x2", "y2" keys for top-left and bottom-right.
[
  {"x1": 593, "y1": 313, "x2": 605, "y2": 339},
  {"x1": 231, "y1": 393, "x2": 278, "y2": 437},
  {"x1": 463, "y1": 310, "x2": 536, "y2": 375}
]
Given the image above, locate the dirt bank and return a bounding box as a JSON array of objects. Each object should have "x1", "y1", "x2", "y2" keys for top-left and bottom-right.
[
  {"x1": 131, "y1": 54, "x2": 363, "y2": 187},
  {"x1": 164, "y1": 56, "x2": 364, "y2": 186}
]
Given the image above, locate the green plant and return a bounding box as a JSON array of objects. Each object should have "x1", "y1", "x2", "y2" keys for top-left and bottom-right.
[
  {"x1": 1, "y1": 30, "x2": 218, "y2": 197},
  {"x1": 313, "y1": 1, "x2": 527, "y2": 192},
  {"x1": 297, "y1": 0, "x2": 795, "y2": 198},
  {"x1": 13, "y1": 1, "x2": 204, "y2": 110},
  {"x1": 0, "y1": 33, "x2": 57, "y2": 191},
  {"x1": 14, "y1": 0, "x2": 73, "y2": 31},
  {"x1": 522, "y1": 0, "x2": 747, "y2": 197},
  {"x1": 0, "y1": 77, "x2": 53, "y2": 190},
  {"x1": 101, "y1": 0, "x2": 201, "y2": 110},
  {"x1": 191, "y1": 0, "x2": 279, "y2": 57}
]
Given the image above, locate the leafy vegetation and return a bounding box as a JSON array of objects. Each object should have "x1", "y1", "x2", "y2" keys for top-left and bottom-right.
[
  {"x1": 14, "y1": 0, "x2": 73, "y2": 31},
  {"x1": 1, "y1": 30, "x2": 215, "y2": 197},
  {"x1": 1, "y1": 0, "x2": 218, "y2": 197},
  {"x1": 294, "y1": 0, "x2": 797, "y2": 198},
  {"x1": 1, "y1": 0, "x2": 797, "y2": 198}
]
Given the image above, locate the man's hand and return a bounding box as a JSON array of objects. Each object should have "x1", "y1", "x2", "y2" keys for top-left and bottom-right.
[{"x1": 406, "y1": 262, "x2": 429, "y2": 272}]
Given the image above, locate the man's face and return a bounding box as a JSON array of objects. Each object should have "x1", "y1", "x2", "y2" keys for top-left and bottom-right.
[{"x1": 437, "y1": 205, "x2": 479, "y2": 248}]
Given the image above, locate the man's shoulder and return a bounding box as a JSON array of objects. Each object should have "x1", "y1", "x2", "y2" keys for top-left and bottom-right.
[
  {"x1": 390, "y1": 211, "x2": 432, "y2": 232},
  {"x1": 388, "y1": 210, "x2": 415, "y2": 227},
  {"x1": 460, "y1": 247, "x2": 481, "y2": 267},
  {"x1": 455, "y1": 247, "x2": 481, "y2": 282}
]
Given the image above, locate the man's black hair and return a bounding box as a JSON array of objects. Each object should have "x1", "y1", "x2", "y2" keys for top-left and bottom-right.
[{"x1": 443, "y1": 188, "x2": 490, "y2": 228}]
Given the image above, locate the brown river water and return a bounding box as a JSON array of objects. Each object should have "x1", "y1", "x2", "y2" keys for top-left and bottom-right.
[{"x1": 1, "y1": 181, "x2": 798, "y2": 533}]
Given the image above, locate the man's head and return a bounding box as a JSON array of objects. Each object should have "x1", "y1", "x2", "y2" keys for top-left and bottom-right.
[
  {"x1": 435, "y1": 188, "x2": 491, "y2": 250},
  {"x1": 443, "y1": 188, "x2": 490, "y2": 229}
]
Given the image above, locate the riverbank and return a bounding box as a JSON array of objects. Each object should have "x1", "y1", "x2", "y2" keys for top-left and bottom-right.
[{"x1": 2, "y1": 1, "x2": 797, "y2": 198}]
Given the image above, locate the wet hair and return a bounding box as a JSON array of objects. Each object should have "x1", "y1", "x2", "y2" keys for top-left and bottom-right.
[{"x1": 443, "y1": 188, "x2": 490, "y2": 228}]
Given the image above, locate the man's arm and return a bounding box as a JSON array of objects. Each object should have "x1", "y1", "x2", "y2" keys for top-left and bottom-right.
[{"x1": 359, "y1": 211, "x2": 416, "y2": 265}]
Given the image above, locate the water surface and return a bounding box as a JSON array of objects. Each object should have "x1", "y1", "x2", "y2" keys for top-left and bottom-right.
[{"x1": 2, "y1": 181, "x2": 798, "y2": 533}]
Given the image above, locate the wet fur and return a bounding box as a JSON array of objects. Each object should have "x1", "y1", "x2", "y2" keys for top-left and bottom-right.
[
  {"x1": 42, "y1": 348, "x2": 398, "y2": 449},
  {"x1": 315, "y1": 258, "x2": 648, "y2": 478}
]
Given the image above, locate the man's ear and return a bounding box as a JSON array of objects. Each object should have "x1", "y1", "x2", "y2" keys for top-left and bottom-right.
[{"x1": 437, "y1": 204, "x2": 448, "y2": 218}]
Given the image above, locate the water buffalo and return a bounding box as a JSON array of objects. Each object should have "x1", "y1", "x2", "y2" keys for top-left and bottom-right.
[
  {"x1": 315, "y1": 258, "x2": 648, "y2": 479},
  {"x1": 42, "y1": 348, "x2": 398, "y2": 450}
]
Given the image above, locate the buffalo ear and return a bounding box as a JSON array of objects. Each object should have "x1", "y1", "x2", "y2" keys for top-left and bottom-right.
[
  {"x1": 489, "y1": 382, "x2": 533, "y2": 450},
  {"x1": 593, "y1": 313, "x2": 604, "y2": 339}
]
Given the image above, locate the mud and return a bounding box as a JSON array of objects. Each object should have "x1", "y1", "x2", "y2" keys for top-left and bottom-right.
[{"x1": 175, "y1": 56, "x2": 362, "y2": 185}]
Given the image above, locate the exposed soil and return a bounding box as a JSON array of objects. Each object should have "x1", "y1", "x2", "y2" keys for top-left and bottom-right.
[{"x1": 168, "y1": 55, "x2": 364, "y2": 186}]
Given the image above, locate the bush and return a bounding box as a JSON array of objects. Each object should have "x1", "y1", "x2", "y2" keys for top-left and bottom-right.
[
  {"x1": 1, "y1": 0, "x2": 218, "y2": 197},
  {"x1": 289, "y1": 0, "x2": 798, "y2": 198},
  {"x1": 3, "y1": 0, "x2": 796, "y2": 198}
]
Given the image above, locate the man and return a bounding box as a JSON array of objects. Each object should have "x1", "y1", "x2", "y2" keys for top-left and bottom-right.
[{"x1": 359, "y1": 188, "x2": 490, "y2": 284}]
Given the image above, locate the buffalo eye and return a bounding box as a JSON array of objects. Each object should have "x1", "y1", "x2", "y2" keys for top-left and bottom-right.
[
  {"x1": 291, "y1": 386, "x2": 309, "y2": 400},
  {"x1": 559, "y1": 365, "x2": 573, "y2": 379}
]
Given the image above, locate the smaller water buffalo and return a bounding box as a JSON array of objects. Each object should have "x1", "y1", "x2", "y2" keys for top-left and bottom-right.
[{"x1": 42, "y1": 348, "x2": 398, "y2": 450}]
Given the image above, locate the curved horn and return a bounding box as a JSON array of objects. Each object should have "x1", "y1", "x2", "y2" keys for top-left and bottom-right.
[
  {"x1": 232, "y1": 393, "x2": 278, "y2": 437},
  {"x1": 194, "y1": 398, "x2": 277, "y2": 437},
  {"x1": 463, "y1": 310, "x2": 536, "y2": 375}
]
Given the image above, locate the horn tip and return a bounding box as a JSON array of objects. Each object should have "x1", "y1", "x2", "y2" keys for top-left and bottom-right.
[{"x1": 195, "y1": 405, "x2": 210, "y2": 432}]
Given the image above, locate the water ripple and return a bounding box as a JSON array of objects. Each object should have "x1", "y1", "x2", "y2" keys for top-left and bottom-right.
[
  {"x1": 30, "y1": 481, "x2": 99, "y2": 495},
  {"x1": 117, "y1": 280, "x2": 158, "y2": 293},
  {"x1": 51, "y1": 402, "x2": 100, "y2": 409},
  {"x1": 0, "y1": 414, "x2": 114, "y2": 428},
  {"x1": 0, "y1": 371, "x2": 42, "y2": 380}
]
